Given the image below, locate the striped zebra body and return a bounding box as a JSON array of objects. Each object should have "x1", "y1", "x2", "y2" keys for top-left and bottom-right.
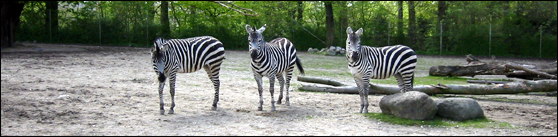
[
  {"x1": 346, "y1": 27, "x2": 417, "y2": 113},
  {"x1": 151, "y1": 36, "x2": 225, "y2": 115},
  {"x1": 251, "y1": 38, "x2": 298, "y2": 76},
  {"x1": 246, "y1": 24, "x2": 304, "y2": 112}
]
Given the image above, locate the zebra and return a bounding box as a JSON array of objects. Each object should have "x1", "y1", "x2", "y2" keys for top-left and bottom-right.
[
  {"x1": 151, "y1": 36, "x2": 225, "y2": 115},
  {"x1": 345, "y1": 27, "x2": 417, "y2": 113},
  {"x1": 245, "y1": 24, "x2": 305, "y2": 112}
]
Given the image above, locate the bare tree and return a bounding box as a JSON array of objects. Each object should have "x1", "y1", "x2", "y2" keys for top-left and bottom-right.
[
  {"x1": 1, "y1": 1, "x2": 25, "y2": 48},
  {"x1": 408, "y1": 1, "x2": 416, "y2": 46},
  {"x1": 325, "y1": 1, "x2": 334, "y2": 47},
  {"x1": 296, "y1": 1, "x2": 303, "y2": 21},
  {"x1": 160, "y1": 1, "x2": 170, "y2": 38},
  {"x1": 397, "y1": 1, "x2": 404, "y2": 44},
  {"x1": 45, "y1": 1, "x2": 58, "y2": 42}
]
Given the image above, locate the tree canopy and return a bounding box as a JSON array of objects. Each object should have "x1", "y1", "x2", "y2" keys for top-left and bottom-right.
[{"x1": 15, "y1": 1, "x2": 557, "y2": 58}]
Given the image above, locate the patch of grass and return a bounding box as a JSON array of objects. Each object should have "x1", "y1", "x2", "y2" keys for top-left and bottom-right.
[
  {"x1": 305, "y1": 115, "x2": 315, "y2": 119},
  {"x1": 364, "y1": 113, "x2": 513, "y2": 128}
]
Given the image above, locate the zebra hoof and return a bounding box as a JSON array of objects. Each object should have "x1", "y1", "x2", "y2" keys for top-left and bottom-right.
[
  {"x1": 285, "y1": 102, "x2": 290, "y2": 106},
  {"x1": 211, "y1": 107, "x2": 217, "y2": 111},
  {"x1": 168, "y1": 110, "x2": 174, "y2": 114},
  {"x1": 160, "y1": 110, "x2": 165, "y2": 115},
  {"x1": 257, "y1": 107, "x2": 263, "y2": 111},
  {"x1": 277, "y1": 100, "x2": 282, "y2": 104}
]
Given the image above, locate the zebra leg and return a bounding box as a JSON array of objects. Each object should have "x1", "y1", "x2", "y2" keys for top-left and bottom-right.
[
  {"x1": 158, "y1": 81, "x2": 165, "y2": 115},
  {"x1": 254, "y1": 74, "x2": 264, "y2": 111},
  {"x1": 285, "y1": 70, "x2": 293, "y2": 106},
  {"x1": 401, "y1": 73, "x2": 414, "y2": 92},
  {"x1": 353, "y1": 77, "x2": 365, "y2": 113},
  {"x1": 276, "y1": 73, "x2": 285, "y2": 105},
  {"x1": 205, "y1": 65, "x2": 221, "y2": 110},
  {"x1": 168, "y1": 72, "x2": 177, "y2": 114},
  {"x1": 269, "y1": 75, "x2": 277, "y2": 112},
  {"x1": 362, "y1": 78, "x2": 370, "y2": 113},
  {"x1": 394, "y1": 73, "x2": 406, "y2": 93}
]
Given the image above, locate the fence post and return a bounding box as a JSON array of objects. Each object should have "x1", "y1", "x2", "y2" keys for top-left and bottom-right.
[
  {"x1": 49, "y1": 10, "x2": 52, "y2": 43},
  {"x1": 98, "y1": 2, "x2": 102, "y2": 46},
  {"x1": 439, "y1": 20, "x2": 443, "y2": 56},
  {"x1": 489, "y1": 22, "x2": 492, "y2": 57},
  {"x1": 539, "y1": 25, "x2": 542, "y2": 58},
  {"x1": 388, "y1": 21, "x2": 391, "y2": 46}
]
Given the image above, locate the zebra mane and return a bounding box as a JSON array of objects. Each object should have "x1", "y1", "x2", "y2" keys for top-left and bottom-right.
[{"x1": 154, "y1": 37, "x2": 168, "y2": 51}]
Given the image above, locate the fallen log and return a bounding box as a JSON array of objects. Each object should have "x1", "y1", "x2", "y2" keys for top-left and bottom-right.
[
  {"x1": 429, "y1": 54, "x2": 557, "y2": 80},
  {"x1": 297, "y1": 76, "x2": 557, "y2": 95},
  {"x1": 466, "y1": 80, "x2": 511, "y2": 84}
]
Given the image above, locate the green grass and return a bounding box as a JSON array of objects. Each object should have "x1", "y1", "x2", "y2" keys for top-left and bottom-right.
[{"x1": 364, "y1": 113, "x2": 514, "y2": 128}]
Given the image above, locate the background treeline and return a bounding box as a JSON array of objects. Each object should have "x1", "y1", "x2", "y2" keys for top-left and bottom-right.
[{"x1": 16, "y1": 1, "x2": 557, "y2": 58}]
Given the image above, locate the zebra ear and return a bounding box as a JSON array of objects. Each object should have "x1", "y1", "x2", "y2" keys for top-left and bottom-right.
[
  {"x1": 245, "y1": 24, "x2": 253, "y2": 33},
  {"x1": 355, "y1": 28, "x2": 363, "y2": 37},
  {"x1": 256, "y1": 24, "x2": 266, "y2": 33},
  {"x1": 346, "y1": 27, "x2": 353, "y2": 34}
]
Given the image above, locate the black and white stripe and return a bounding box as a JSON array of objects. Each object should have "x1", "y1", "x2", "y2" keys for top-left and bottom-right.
[
  {"x1": 345, "y1": 27, "x2": 417, "y2": 113},
  {"x1": 245, "y1": 24, "x2": 304, "y2": 112},
  {"x1": 151, "y1": 36, "x2": 225, "y2": 115}
]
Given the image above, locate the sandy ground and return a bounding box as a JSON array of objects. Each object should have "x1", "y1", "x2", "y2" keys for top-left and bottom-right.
[{"x1": 1, "y1": 43, "x2": 556, "y2": 135}]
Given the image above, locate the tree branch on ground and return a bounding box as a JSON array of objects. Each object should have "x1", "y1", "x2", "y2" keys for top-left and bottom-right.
[
  {"x1": 429, "y1": 54, "x2": 557, "y2": 80},
  {"x1": 297, "y1": 76, "x2": 557, "y2": 95}
]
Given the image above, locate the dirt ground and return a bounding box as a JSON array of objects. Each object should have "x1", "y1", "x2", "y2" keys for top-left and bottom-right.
[{"x1": 1, "y1": 43, "x2": 556, "y2": 135}]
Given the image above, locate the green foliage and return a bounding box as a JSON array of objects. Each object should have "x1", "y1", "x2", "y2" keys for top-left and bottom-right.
[
  {"x1": 364, "y1": 113, "x2": 513, "y2": 128},
  {"x1": 16, "y1": 1, "x2": 557, "y2": 58}
]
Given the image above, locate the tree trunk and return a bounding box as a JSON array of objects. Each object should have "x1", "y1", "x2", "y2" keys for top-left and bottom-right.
[
  {"x1": 45, "y1": 1, "x2": 58, "y2": 42},
  {"x1": 297, "y1": 76, "x2": 557, "y2": 95},
  {"x1": 1, "y1": 1, "x2": 25, "y2": 48},
  {"x1": 397, "y1": 1, "x2": 404, "y2": 44},
  {"x1": 325, "y1": 1, "x2": 334, "y2": 47},
  {"x1": 160, "y1": 1, "x2": 170, "y2": 38},
  {"x1": 408, "y1": 1, "x2": 416, "y2": 46},
  {"x1": 337, "y1": 1, "x2": 348, "y2": 39},
  {"x1": 296, "y1": 1, "x2": 303, "y2": 21}
]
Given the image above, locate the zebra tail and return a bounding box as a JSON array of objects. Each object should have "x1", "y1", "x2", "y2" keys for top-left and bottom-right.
[{"x1": 295, "y1": 55, "x2": 305, "y2": 75}]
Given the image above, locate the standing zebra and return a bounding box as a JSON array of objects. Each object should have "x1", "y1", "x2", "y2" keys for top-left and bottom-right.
[
  {"x1": 345, "y1": 27, "x2": 417, "y2": 113},
  {"x1": 151, "y1": 36, "x2": 225, "y2": 115},
  {"x1": 245, "y1": 24, "x2": 305, "y2": 112}
]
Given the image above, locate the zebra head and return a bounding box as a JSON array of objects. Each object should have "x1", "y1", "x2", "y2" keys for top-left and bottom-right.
[
  {"x1": 346, "y1": 27, "x2": 363, "y2": 62},
  {"x1": 151, "y1": 37, "x2": 168, "y2": 82},
  {"x1": 245, "y1": 24, "x2": 267, "y2": 59}
]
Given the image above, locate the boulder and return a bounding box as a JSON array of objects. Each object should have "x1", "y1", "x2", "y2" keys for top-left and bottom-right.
[
  {"x1": 326, "y1": 46, "x2": 338, "y2": 56},
  {"x1": 379, "y1": 91, "x2": 437, "y2": 120},
  {"x1": 307, "y1": 47, "x2": 319, "y2": 53},
  {"x1": 436, "y1": 98, "x2": 485, "y2": 121}
]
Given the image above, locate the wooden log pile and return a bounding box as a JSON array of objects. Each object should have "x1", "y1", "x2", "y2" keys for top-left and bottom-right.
[
  {"x1": 297, "y1": 76, "x2": 557, "y2": 95},
  {"x1": 429, "y1": 54, "x2": 557, "y2": 80}
]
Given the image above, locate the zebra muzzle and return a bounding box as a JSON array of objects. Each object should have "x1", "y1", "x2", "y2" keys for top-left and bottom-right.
[
  {"x1": 250, "y1": 50, "x2": 259, "y2": 60},
  {"x1": 351, "y1": 52, "x2": 360, "y2": 62}
]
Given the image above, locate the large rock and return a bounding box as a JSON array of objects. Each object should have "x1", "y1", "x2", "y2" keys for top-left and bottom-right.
[
  {"x1": 436, "y1": 98, "x2": 485, "y2": 121},
  {"x1": 379, "y1": 91, "x2": 437, "y2": 120},
  {"x1": 307, "y1": 47, "x2": 319, "y2": 53}
]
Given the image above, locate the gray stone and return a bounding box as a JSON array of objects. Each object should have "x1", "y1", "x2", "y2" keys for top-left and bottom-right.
[
  {"x1": 436, "y1": 98, "x2": 485, "y2": 121},
  {"x1": 326, "y1": 46, "x2": 338, "y2": 56},
  {"x1": 307, "y1": 48, "x2": 318, "y2": 53},
  {"x1": 379, "y1": 91, "x2": 438, "y2": 120}
]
